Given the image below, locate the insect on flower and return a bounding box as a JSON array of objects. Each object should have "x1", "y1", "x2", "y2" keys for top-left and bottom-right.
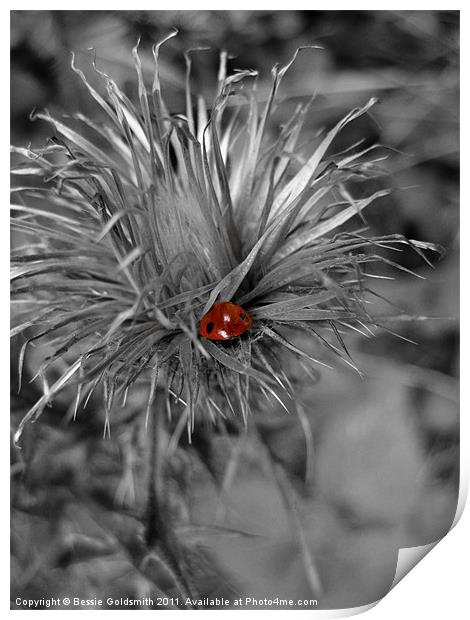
[
  {"x1": 199, "y1": 301, "x2": 253, "y2": 340},
  {"x1": 10, "y1": 30, "x2": 440, "y2": 444}
]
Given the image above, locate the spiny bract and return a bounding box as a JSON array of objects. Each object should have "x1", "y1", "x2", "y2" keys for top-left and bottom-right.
[{"x1": 11, "y1": 32, "x2": 436, "y2": 444}]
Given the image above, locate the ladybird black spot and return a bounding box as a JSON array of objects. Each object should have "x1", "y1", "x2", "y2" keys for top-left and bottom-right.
[
  {"x1": 206, "y1": 321, "x2": 214, "y2": 334},
  {"x1": 239, "y1": 312, "x2": 247, "y2": 321}
]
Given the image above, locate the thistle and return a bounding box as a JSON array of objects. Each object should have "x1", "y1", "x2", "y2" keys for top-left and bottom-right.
[{"x1": 11, "y1": 32, "x2": 436, "y2": 448}]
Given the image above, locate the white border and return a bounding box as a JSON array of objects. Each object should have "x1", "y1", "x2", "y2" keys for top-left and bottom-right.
[{"x1": 5, "y1": 5, "x2": 465, "y2": 618}]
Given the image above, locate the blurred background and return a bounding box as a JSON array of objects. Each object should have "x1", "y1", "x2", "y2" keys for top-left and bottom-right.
[{"x1": 11, "y1": 10, "x2": 459, "y2": 610}]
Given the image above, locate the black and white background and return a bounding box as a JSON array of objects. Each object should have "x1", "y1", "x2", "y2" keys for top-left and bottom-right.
[{"x1": 10, "y1": 9, "x2": 460, "y2": 613}]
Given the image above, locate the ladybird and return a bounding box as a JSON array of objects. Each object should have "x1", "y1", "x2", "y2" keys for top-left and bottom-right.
[{"x1": 199, "y1": 301, "x2": 253, "y2": 340}]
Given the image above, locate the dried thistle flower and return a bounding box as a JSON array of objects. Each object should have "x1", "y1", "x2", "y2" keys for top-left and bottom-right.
[{"x1": 11, "y1": 32, "x2": 437, "y2": 445}]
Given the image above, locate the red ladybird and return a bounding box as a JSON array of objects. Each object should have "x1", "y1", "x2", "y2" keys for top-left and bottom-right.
[{"x1": 199, "y1": 301, "x2": 253, "y2": 340}]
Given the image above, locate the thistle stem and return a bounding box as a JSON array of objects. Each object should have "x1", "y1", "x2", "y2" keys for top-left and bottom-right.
[
  {"x1": 144, "y1": 414, "x2": 157, "y2": 547},
  {"x1": 144, "y1": 393, "x2": 198, "y2": 606}
]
